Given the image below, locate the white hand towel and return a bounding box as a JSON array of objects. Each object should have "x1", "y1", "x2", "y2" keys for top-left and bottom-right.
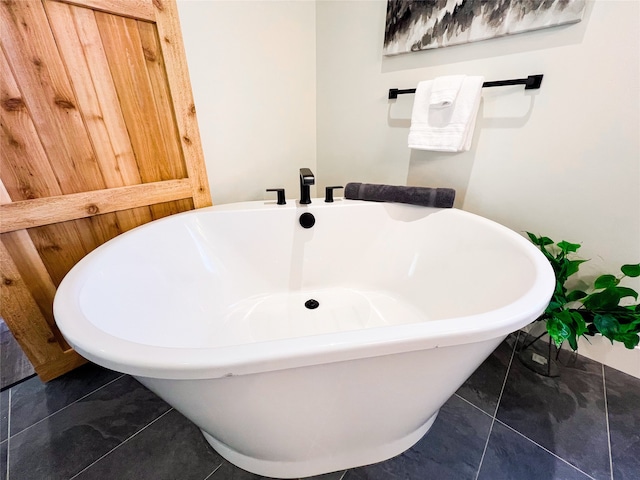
[
  {"x1": 429, "y1": 75, "x2": 465, "y2": 108},
  {"x1": 408, "y1": 75, "x2": 484, "y2": 152}
]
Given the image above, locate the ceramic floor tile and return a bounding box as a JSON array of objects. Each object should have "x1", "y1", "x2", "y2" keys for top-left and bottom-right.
[
  {"x1": 456, "y1": 333, "x2": 517, "y2": 415},
  {"x1": 5, "y1": 346, "x2": 640, "y2": 480},
  {"x1": 0, "y1": 321, "x2": 35, "y2": 389},
  {"x1": 497, "y1": 344, "x2": 610, "y2": 479},
  {"x1": 73, "y1": 408, "x2": 223, "y2": 480},
  {"x1": 8, "y1": 375, "x2": 170, "y2": 480},
  {"x1": 477, "y1": 421, "x2": 592, "y2": 480},
  {"x1": 209, "y1": 460, "x2": 346, "y2": 479},
  {"x1": 0, "y1": 439, "x2": 6, "y2": 480},
  {"x1": 344, "y1": 394, "x2": 493, "y2": 480},
  {"x1": 0, "y1": 389, "x2": 8, "y2": 442},
  {"x1": 604, "y1": 365, "x2": 640, "y2": 480},
  {"x1": 9, "y1": 362, "x2": 122, "y2": 435},
  {"x1": 303, "y1": 471, "x2": 348, "y2": 480}
]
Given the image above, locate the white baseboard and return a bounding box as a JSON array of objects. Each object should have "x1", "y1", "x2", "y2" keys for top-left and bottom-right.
[{"x1": 575, "y1": 336, "x2": 640, "y2": 379}]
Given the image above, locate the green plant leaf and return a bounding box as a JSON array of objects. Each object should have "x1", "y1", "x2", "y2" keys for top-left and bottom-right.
[
  {"x1": 545, "y1": 299, "x2": 564, "y2": 313},
  {"x1": 564, "y1": 259, "x2": 586, "y2": 278},
  {"x1": 559, "y1": 311, "x2": 588, "y2": 350},
  {"x1": 526, "y1": 232, "x2": 540, "y2": 244},
  {"x1": 593, "y1": 313, "x2": 620, "y2": 340},
  {"x1": 613, "y1": 309, "x2": 639, "y2": 323},
  {"x1": 614, "y1": 332, "x2": 639, "y2": 349},
  {"x1": 545, "y1": 252, "x2": 561, "y2": 268},
  {"x1": 538, "y1": 236, "x2": 554, "y2": 246},
  {"x1": 566, "y1": 290, "x2": 587, "y2": 302},
  {"x1": 567, "y1": 333, "x2": 578, "y2": 350},
  {"x1": 617, "y1": 320, "x2": 640, "y2": 333},
  {"x1": 594, "y1": 274, "x2": 619, "y2": 289},
  {"x1": 615, "y1": 286, "x2": 639, "y2": 301},
  {"x1": 554, "y1": 280, "x2": 566, "y2": 296},
  {"x1": 571, "y1": 311, "x2": 588, "y2": 336},
  {"x1": 621, "y1": 264, "x2": 640, "y2": 277},
  {"x1": 626, "y1": 316, "x2": 640, "y2": 327},
  {"x1": 583, "y1": 289, "x2": 622, "y2": 310},
  {"x1": 526, "y1": 232, "x2": 553, "y2": 247},
  {"x1": 546, "y1": 313, "x2": 571, "y2": 345},
  {"x1": 586, "y1": 323, "x2": 598, "y2": 335},
  {"x1": 529, "y1": 233, "x2": 640, "y2": 351},
  {"x1": 557, "y1": 240, "x2": 581, "y2": 254}
]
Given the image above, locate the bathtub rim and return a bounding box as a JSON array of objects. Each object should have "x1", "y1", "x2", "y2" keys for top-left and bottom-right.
[{"x1": 53, "y1": 199, "x2": 555, "y2": 380}]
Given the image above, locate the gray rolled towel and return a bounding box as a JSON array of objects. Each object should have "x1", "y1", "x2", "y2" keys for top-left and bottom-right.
[{"x1": 344, "y1": 182, "x2": 455, "y2": 208}]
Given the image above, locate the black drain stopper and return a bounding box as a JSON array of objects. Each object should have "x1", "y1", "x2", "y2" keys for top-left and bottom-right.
[{"x1": 305, "y1": 299, "x2": 320, "y2": 309}]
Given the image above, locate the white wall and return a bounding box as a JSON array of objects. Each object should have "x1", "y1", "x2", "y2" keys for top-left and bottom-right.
[
  {"x1": 316, "y1": 0, "x2": 639, "y2": 376},
  {"x1": 178, "y1": 0, "x2": 640, "y2": 377},
  {"x1": 177, "y1": 0, "x2": 317, "y2": 204}
]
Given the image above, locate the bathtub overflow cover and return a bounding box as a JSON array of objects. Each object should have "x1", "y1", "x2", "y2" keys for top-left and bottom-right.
[{"x1": 305, "y1": 299, "x2": 320, "y2": 309}]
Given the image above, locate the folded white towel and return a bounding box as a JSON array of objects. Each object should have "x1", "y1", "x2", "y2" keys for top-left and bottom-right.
[
  {"x1": 429, "y1": 75, "x2": 465, "y2": 108},
  {"x1": 408, "y1": 75, "x2": 484, "y2": 152}
]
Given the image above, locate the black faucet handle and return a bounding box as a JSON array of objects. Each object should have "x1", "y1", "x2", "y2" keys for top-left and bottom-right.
[
  {"x1": 324, "y1": 186, "x2": 344, "y2": 203},
  {"x1": 266, "y1": 188, "x2": 286, "y2": 205}
]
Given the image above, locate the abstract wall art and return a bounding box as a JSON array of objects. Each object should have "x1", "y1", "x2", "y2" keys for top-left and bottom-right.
[{"x1": 383, "y1": 0, "x2": 586, "y2": 55}]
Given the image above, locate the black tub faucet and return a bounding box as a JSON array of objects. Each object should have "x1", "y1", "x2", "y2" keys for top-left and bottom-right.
[{"x1": 299, "y1": 168, "x2": 315, "y2": 204}]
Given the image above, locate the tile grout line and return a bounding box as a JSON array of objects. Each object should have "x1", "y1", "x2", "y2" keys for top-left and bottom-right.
[
  {"x1": 68, "y1": 407, "x2": 175, "y2": 480},
  {"x1": 8, "y1": 373, "x2": 125, "y2": 439},
  {"x1": 472, "y1": 401, "x2": 497, "y2": 479},
  {"x1": 493, "y1": 418, "x2": 598, "y2": 480},
  {"x1": 473, "y1": 332, "x2": 519, "y2": 480},
  {"x1": 453, "y1": 392, "x2": 494, "y2": 419},
  {"x1": 202, "y1": 462, "x2": 223, "y2": 480},
  {"x1": 495, "y1": 332, "x2": 520, "y2": 418},
  {"x1": 602, "y1": 365, "x2": 614, "y2": 480}
]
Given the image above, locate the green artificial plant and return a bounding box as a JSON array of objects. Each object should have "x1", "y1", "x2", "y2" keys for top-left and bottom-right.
[{"x1": 527, "y1": 233, "x2": 640, "y2": 350}]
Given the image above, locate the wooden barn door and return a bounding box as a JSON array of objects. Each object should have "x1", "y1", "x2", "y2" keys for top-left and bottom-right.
[{"x1": 0, "y1": 0, "x2": 211, "y2": 381}]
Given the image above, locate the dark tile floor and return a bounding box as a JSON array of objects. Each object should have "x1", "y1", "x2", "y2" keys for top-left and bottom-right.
[
  {"x1": 0, "y1": 320, "x2": 35, "y2": 390},
  {"x1": 1, "y1": 332, "x2": 639, "y2": 480}
]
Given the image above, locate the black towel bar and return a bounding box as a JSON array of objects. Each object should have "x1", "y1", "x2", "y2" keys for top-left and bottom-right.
[{"x1": 388, "y1": 74, "x2": 543, "y2": 100}]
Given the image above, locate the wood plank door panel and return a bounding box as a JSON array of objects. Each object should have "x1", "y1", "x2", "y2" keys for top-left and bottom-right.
[{"x1": 0, "y1": 0, "x2": 211, "y2": 381}]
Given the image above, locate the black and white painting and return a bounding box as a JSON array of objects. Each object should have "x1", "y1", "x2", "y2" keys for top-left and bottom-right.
[{"x1": 383, "y1": 0, "x2": 586, "y2": 55}]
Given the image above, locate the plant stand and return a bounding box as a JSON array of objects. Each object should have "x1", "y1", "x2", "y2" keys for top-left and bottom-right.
[{"x1": 518, "y1": 328, "x2": 561, "y2": 377}]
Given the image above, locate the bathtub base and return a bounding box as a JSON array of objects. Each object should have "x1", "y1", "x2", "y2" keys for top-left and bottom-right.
[{"x1": 201, "y1": 410, "x2": 439, "y2": 479}]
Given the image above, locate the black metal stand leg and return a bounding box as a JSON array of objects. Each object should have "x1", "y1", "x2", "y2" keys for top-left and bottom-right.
[{"x1": 520, "y1": 331, "x2": 547, "y2": 351}]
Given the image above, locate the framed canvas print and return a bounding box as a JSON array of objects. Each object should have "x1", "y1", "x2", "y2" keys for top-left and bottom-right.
[{"x1": 383, "y1": 0, "x2": 586, "y2": 55}]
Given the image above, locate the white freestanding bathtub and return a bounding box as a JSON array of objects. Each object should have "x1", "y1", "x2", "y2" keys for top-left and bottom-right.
[{"x1": 54, "y1": 199, "x2": 554, "y2": 478}]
